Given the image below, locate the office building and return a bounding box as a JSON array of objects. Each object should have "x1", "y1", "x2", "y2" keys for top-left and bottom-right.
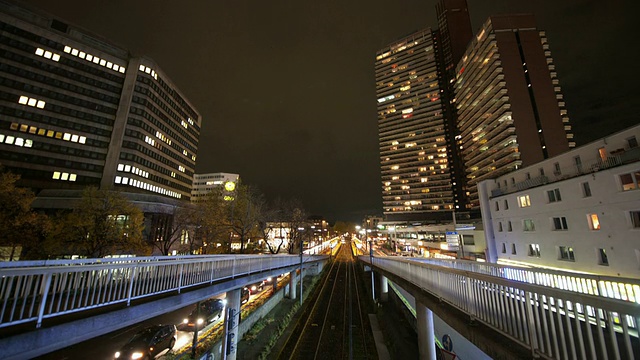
[
  {"x1": 478, "y1": 125, "x2": 639, "y2": 278},
  {"x1": 455, "y1": 14, "x2": 574, "y2": 210},
  {"x1": 191, "y1": 172, "x2": 239, "y2": 202},
  {"x1": 0, "y1": 1, "x2": 200, "y2": 208}
]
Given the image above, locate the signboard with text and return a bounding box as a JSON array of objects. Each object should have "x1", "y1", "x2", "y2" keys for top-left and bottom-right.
[{"x1": 446, "y1": 231, "x2": 459, "y2": 250}]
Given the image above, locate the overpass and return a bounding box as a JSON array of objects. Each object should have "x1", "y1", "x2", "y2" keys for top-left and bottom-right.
[
  {"x1": 359, "y1": 254, "x2": 640, "y2": 359},
  {"x1": 2, "y1": 251, "x2": 639, "y2": 360},
  {"x1": 0, "y1": 253, "x2": 329, "y2": 360}
]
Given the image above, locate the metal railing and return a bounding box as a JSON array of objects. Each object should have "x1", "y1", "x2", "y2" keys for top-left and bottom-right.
[
  {"x1": 409, "y1": 257, "x2": 640, "y2": 304},
  {"x1": 0, "y1": 254, "x2": 324, "y2": 329},
  {"x1": 361, "y1": 256, "x2": 640, "y2": 359},
  {"x1": 491, "y1": 147, "x2": 640, "y2": 198}
]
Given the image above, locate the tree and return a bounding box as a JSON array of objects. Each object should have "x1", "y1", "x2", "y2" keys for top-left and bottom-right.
[
  {"x1": 0, "y1": 169, "x2": 49, "y2": 260},
  {"x1": 278, "y1": 199, "x2": 307, "y2": 254},
  {"x1": 196, "y1": 186, "x2": 231, "y2": 253},
  {"x1": 226, "y1": 182, "x2": 265, "y2": 254},
  {"x1": 55, "y1": 187, "x2": 147, "y2": 258},
  {"x1": 258, "y1": 205, "x2": 285, "y2": 254},
  {"x1": 149, "y1": 205, "x2": 198, "y2": 256}
]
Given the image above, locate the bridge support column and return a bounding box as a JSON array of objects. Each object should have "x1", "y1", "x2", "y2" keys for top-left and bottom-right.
[
  {"x1": 379, "y1": 275, "x2": 389, "y2": 302},
  {"x1": 289, "y1": 271, "x2": 297, "y2": 300},
  {"x1": 416, "y1": 301, "x2": 436, "y2": 360},
  {"x1": 222, "y1": 288, "x2": 241, "y2": 360}
]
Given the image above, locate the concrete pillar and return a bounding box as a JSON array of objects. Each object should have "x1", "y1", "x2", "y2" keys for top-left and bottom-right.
[
  {"x1": 222, "y1": 289, "x2": 241, "y2": 360},
  {"x1": 289, "y1": 271, "x2": 297, "y2": 300},
  {"x1": 379, "y1": 275, "x2": 389, "y2": 302},
  {"x1": 478, "y1": 180, "x2": 498, "y2": 263},
  {"x1": 416, "y1": 301, "x2": 436, "y2": 360}
]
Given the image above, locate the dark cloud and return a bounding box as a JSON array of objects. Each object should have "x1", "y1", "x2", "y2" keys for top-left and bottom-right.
[{"x1": 21, "y1": 0, "x2": 639, "y2": 222}]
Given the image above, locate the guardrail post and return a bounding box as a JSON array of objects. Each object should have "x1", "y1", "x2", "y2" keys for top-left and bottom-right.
[
  {"x1": 232, "y1": 258, "x2": 236, "y2": 278},
  {"x1": 36, "y1": 273, "x2": 52, "y2": 328},
  {"x1": 524, "y1": 291, "x2": 539, "y2": 357},
  {"x1": 178, "y1": 263, "x2": 184, "y2": 294},
  {"x1": 126, "y1": 266, "x2": 138, "y2": 306}
]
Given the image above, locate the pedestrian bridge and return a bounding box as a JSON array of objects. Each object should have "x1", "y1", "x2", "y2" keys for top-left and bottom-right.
[
  {"x1": 0, "y1": 253, "x2": 328, "y2": 360},
  {"x1": 360, "y1": 255, "x2": 640, "y2": 359}
]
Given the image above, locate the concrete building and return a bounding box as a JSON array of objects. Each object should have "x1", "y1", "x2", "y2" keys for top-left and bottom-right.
[
  {"x1": 376, "y1": 28, "x2": 458, "y2": 221},
  {"x1": 0, "y1": 1, "x2": 201, "y2": 252},
  {"x1": 455, "y1": 14, "x2": 574, "y2": 210},
  {"x1": 191, "y1": 172, "x2": 239, "y2": 202},
  {"x1": 376, "y1": 1, "x2": 475, "y2": 222},
  {"x1": 478, "y1": 125, "x2": 640, "y2": 278}
]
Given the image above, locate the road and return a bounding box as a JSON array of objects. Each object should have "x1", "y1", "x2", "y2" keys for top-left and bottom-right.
[{"x1": 35, "y1": 286, "x2": 272, "y2": 360}]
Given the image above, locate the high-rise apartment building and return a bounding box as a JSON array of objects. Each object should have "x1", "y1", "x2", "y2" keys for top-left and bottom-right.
[
  {"x1": 455, "y1": 14, "x2": 573, "y2": 209},
  {"x1": 376, "y1": 29, "x2": 453, "y2": 221},
  {"x1": 0, "y1": 1, "x2": 200, "y2": 205},
  {"x1": 376, "y1": 0, "x2": 473, "y2": 221}
]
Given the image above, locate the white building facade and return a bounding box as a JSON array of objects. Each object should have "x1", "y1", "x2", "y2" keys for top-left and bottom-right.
[
  {"x1": 191, "y1": 172, "x2": 239, "y2": 202},
  {"x1": 478, "y1": 125, "x2": 640, "y2": 278}
]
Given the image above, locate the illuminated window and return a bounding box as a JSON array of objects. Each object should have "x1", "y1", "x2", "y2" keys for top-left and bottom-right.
[
  {"x1": 620, "y1": 172, "x2": 640, "y2": 191},
  {"x1": 518, "y1": 195, "x2": 531, "y2": 207},
  {"x1": 588, "y1": 214, "x2": 600, "y2": 230},
  {"x1": 52, "y1": 172, "x2": 61, "y2": 180},
  {"x1": 527, "y1": 244, "x2": 540, "y2": 257}
]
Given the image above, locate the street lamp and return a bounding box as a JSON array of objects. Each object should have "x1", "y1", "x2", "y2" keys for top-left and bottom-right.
[{"x1": 298, "y1": 227, "x2": 304, "y2": 306}]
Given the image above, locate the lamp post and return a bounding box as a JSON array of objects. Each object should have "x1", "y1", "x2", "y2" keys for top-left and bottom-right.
[{"x1": 298, "y1": 227, "x2": 304, "y2": 306}]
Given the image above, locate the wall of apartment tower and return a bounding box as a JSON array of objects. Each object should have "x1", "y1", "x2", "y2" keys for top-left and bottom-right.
[
  {"x1": 435, "y1": 0, "x2": 474, "y2": 215},
  {"x1": 455, "y1": 14, "x2": 573, "y2": 209},
  {"x1": 0, "y1": 2, "x2": 201, "y2": 204},
  {"x1": 376, "y1": 29, "x2": 456, "y2": 221}
]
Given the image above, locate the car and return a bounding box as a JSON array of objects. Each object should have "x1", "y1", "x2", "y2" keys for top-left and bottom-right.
[
  {"x1": 241, "y1": 287, "x2": 250, "y2": 304},
  {"x1": 181, "y1": 298, "x2": 225, "y2": 330},
  {"x1": 114, "y1": 324, "x2": 176, "y2": 360},
  {"x1": 247, "y1": 281, "x2": 264, "y2": 295}
]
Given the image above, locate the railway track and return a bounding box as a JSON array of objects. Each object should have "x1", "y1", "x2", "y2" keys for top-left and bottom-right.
[{"x1": 279, "y1": 242, "x2": 376, "y2": 360}]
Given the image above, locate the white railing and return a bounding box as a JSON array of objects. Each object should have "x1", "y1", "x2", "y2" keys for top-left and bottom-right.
[
  {"x1": 409, "y1": 257, "x2": 640, "y2": 304},
  {"x1": 0, "y1": 254, "x2": 325, "y2": 329},
  {"x1": 362, "y1": 256, "x2": 640, "y2": 359}
]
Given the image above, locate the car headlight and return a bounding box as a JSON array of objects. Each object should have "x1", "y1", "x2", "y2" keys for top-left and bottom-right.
[
  {"x1": 267, "y1": 277, "x2": 272, "y2": 282},
  {"x1": 114, "y1": 351, "x2": 120, "y2": 359},
  {"x1": 197, "y1": 318, "x2": 204, "y2": 325},
  {"x1": 183, "y1": 318, "x2": 188, "y2": 324},
  {"x1": 251, "y1": 285, "x2": 257, "y2": 291},
  {"x1": 131, "y1": 352, "x2": 144, "y2": 360},
  {"x1": 222, "y1": 299, "x2": 227, "y2": 306}
]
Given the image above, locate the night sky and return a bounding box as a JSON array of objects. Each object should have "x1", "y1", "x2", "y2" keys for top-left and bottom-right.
[{"x1": 20, "y1": 0, "x2": 639, "y2": 223}]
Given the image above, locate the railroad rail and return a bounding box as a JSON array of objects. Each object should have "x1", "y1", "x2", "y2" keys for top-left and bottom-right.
[{"x1": 279, "y1": 244, "x2": 375, "y2": 359}]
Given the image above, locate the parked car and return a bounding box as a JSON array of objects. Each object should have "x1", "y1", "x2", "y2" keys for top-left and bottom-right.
[
  {"x1": 181, "y1": 298, "x2": 225, "y2": 330},
  {"x1": 114, "y1": 324, "x2": 176, "y2": 360}
]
